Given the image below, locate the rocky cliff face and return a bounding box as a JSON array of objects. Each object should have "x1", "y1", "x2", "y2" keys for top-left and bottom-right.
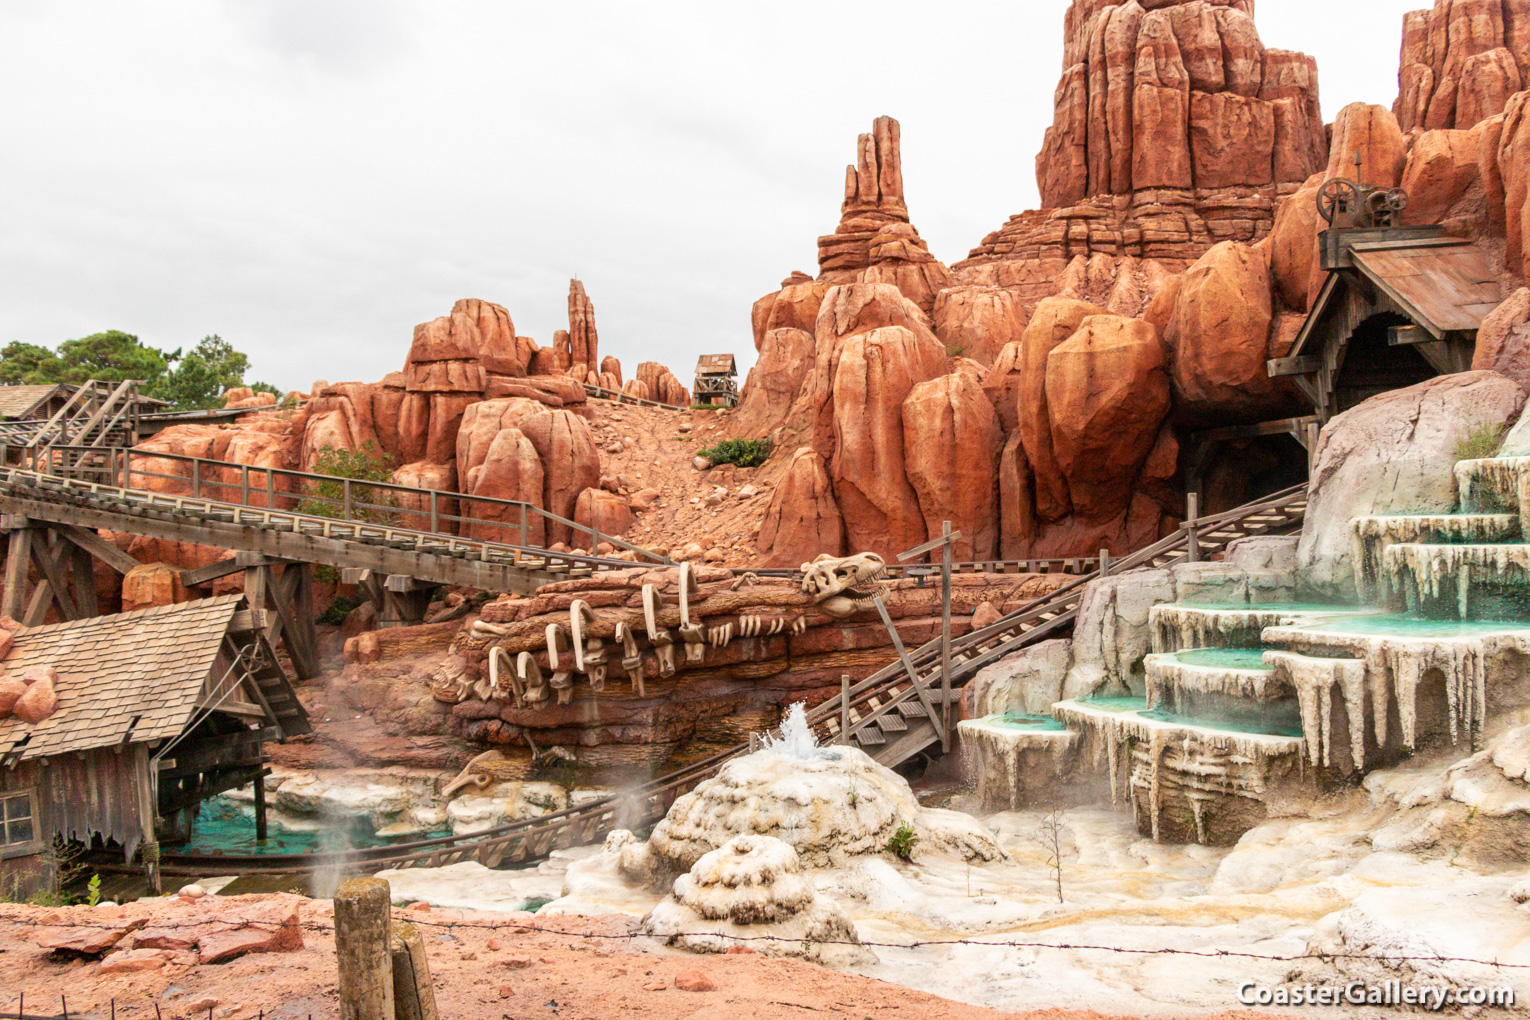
[
  {"x1": 1396, "y1": 0, "x2": 1530, "y2": 132},
  {"x1": 960, "y1": 0, "x2": 1325, "y2": 288}
]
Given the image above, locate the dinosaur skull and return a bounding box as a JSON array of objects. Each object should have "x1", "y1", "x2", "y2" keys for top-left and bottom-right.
[{"x1": 800, "y1": 552, "x2": 889, "y2": 617}]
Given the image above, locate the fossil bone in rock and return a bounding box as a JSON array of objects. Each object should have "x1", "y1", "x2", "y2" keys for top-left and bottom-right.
[
  {"x1": 570, "y1": 599, "x2": 607, "y2": 692},
  {"x1": 547, "y1": 623, "x2": 575, "y2": 704},
  {"x1": 517, "y1": 650, "x2": 550, "y2": 706}
]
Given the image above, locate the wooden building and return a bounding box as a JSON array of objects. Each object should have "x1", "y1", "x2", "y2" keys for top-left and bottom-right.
[
  {"x1": 0, "y1": 595, "x2": 309, "y2": 896},
  {"x1": 693, "y1": 353, "x2": 738, "y2": 407}
]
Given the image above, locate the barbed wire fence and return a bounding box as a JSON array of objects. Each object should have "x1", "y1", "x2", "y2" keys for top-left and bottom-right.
[{"x1": 4, "y1": 905, "x2": 1524, "y2": 1019}]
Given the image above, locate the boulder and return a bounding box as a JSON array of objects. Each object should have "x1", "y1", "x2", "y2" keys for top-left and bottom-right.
[
  {"x1": 979, "y1": 341, "x2": 1024, "y2": 434},
  {"x1": 966, "y1": 638, "x2": 1072, "y2": 717},
  {"x1": 1399, "y1": 129, "x2": 1482, "y2": 225},
  {"x1": 1045, "y1": 314, "x2": 1170, "y2": 522},
  {"x1": 1325, "y1": 103, "x2": 1407, "y2": 189},
  {"x1": 901, "y1": 374, "x2": 1001, "y2": 561},
  {"x1": 122, "y1": 563, "x2": 189, "y2": 612},
  {"x1": 462, "y1": 428, "x2": 545, "y2": 545},
  {"x1": 1164, "y1": 241, "x2": 1285, "y2": 424},
  {"x1": 453, "y1": 298, "x2": 521, "y2": 374},
  {"x1": 997, "y1": 434, "x2": 1037, "y2": 559},
  {"x1": 12, "y1": 670, "x2": 57, "y2": 725},
  {"x1": 1267, "y1": 172, "x2": 1326, "y2": 312},
  {"x1": 932, "y1": 287, "x2": 1028, "y2": 366},
  {"x1": 1297, "y1": 372, "x2": 1528, "y2": 599},
  {"x1": 733, "y1": 327, "x2": 814, "y2": 439},
  {"x1": 1017, "y1": 298, "x2": 1108, "y2": 522},
  {"x1": 519, "y1": 410, "x2": 602, "y2": 545},
  {"x1": 1473, "y1": 288, "x2": 1530, "y2": 391},
  {"x1": 390, "y1": 461, "x2": 458, "y2": 534},
  {"x1": 0, "y1": 675, "x2": 26, "y2": 717},
  {"x1": 764, "y1": 282, "x2": 831, "y2": 337},
  {"x1": 574, "y1": 487, "x2": 634, "y2": 542},
  {"x1": 600, "y1": 356, "x2": 622, "y2": 386},
  {"x1": 829, "y1": 326, "x2": 948, "y2": 557},
  {"x1": 757, "y1": 448, "x2": 846, "y2": 566},
  {"x1": 455, "y1": 398, "x2": 544, "y2": 479},
  {"x1": 1501, "y1": 91, "x2": 1530, "y2": 282}
]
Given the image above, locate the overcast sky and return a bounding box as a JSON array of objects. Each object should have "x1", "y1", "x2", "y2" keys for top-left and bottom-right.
[{"x1": 1, "y1": 0, "x2": 1425, "y2": 390}]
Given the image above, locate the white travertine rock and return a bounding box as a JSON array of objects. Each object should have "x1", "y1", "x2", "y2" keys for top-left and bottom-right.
[{"x1": 639, "y1": 834, "x2": 876, "y2": 967}]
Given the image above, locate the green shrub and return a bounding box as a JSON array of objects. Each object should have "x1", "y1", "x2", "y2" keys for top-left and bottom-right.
[
  {"x1": 697, "y1": 437, "x2": 772, "y2": 468},
  {"x1": 1455, "y1": 422, "x2": 1505, "y2": 462},
  {"x1": 320, "y1": 592, "x2": 367, "y2": 626},
  {"x1": 297, "y1": 442, "x2": 401, "y2": 524},
  {"x1": 886, "y1": 820, "x2": 918, "y2": 861}
]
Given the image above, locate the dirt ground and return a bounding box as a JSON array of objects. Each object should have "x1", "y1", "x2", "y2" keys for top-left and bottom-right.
[{"x1": 0, "y1": 895, "x2": 1299, "y2": 1020}]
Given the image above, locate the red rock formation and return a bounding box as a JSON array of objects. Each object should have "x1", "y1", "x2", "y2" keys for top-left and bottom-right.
[
  {"x1": 567, "y1": 280, "x2": 599, "y2": 371},
  {"x1": 1016, "y1": 298, "x2": 1108, "y2": 522},
  {"x1": 971, "y1": 0, "x2": 1324, "y2": 283},
  {"x1": 121, "y1": 563, "x2": 189, "y2": 612},
  {"x1": 827, "y1": 326, "x2": 949, "y2": 556},
  {"x1": 751, "y1": 279, "x2": 832, "y2": 351},
  {"x1": 573, "y1": 487, "x2": 633, "y2": 543},
  {"x1": 979, "y1": 341, "x2": 1025, "y2": 434},
  {"x1": 901, "y1": 373, "x2": 1001, "y2": 561},
  {"x1": 463, "y1": 428, "x2": 545, "y2": 545},
  {"x1": 518, "y1": 410, "x2": 601, "y2": 545},
  {"x1": 1501, "y1": 90, "x2": 1530, "y2": 281},
  {"x1": 391, "y1": 461, "x2": 459, "y2": 533},
  {"x1": 600, "y1": 355, "x2": 622, "y2": 386},
  {"x1": 456, "y1": 398, "x2": 544, "y2": 480},
  {"x1": 733, "y1": 327, "x2": 814, "y2": 439},
  {"x1": 1395, "y1": 0, "x2": 1529, "y2": 132},
  {"x1": 1473, "y1": 287, "x2": 1530, "y2": 388},
  {"x1": 997, "y1": 434, "x2": 1037, "y2": 559},
  {"x1": 1045, "y1": 314, "x2": 1170, "y2": 522},
  {"x1": 931, "y1": 288, "x2": 1028, "y2": 366},
  {"x1": 1163, "y1": 240, "x2": 1291, "y2": 425},
  {"x1": 1326, "y1": 102, "x2": 1408, "y2": 189},
  {"x1": 757, "y1": 447, "x2": 846, "y2": 565}
]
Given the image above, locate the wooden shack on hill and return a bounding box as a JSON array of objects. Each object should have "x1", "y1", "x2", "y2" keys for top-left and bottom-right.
[{"x1": 0, "y1": 595, "x2": 309, "y2": 896}]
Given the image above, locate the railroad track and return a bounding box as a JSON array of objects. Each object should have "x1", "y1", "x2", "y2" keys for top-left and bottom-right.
[{"x1": 135, "y1": 484, "x2": 1306, "y2": 878}]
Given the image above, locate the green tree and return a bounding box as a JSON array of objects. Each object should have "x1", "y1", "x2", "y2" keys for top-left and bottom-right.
[
  {"x1": 0, "y1": 342, "x2": 60, "y2": 385},
  {"x1": 156, "y1": 334, "x2": 252, "y2": 410},
  {"x1": 53, "y1": 330, "x2": 171, "y2": 386}
]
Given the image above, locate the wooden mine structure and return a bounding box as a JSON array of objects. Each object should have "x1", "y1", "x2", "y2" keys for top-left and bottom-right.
[
  {"x1": 692, "y1": 353, "x2": 738, "y2": 407},
  {"x1": 0, "y1": 596, "x2": 309, "y2": 896},
  {"x1": 1186, "y1": 159, "x2": 1508, "y2": 494}
]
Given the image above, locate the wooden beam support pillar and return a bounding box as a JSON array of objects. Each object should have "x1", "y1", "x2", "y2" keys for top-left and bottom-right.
[{"x1": 2, "y1": 526, "x2": 34, "y2": 620}]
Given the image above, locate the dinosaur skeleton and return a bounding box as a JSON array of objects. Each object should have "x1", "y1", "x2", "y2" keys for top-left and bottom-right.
[
  {"x1": 800, "y1": 552, "x2": 890, "y2": 618},
  {"x1": 569, "y1": 599, "x2": 606, "y2": 692},
  {"x1": 677, "y1": 561, "x2": 706, "y2": 663},
  {"x1": 643, "y1": 582, "x2": 677, "y2": 676},
  {"x1": 546, "y1": 623, "x2": 574, "y2": 704},
  {"x1": 614, "y1": 620, "x2": 645, "y2": 696},
  {"x1": 487, "y1": 646, "x2": 523, "y2": 707},
  {"x1": 517, "y1": 650, "x2": 550, "y2": 706}
]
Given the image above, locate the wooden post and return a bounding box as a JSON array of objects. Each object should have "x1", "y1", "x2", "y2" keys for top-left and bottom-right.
[
  {"x1": 253, "y1": 770, "x2": 268, "y2": 842},
  {"x1": 390, "y1": 921, "x2": 439, "y2": 1020},
  {"x1": 520, "y1": 502, "x2": 528, "y2": 547},
  {"x1": 334, "y1": 877, "x2": 394, "y2": 1020},
  {"x1": 265, "y1": 468, "x2": 275, "y2": 511},
  {"x1": 343, "y1": 478, "x2": 354, "y2": 522},
  {"x1": 840, "y1": 673, "x2": 850, "y2": 745},
  {"x1": 940, "y1": 521, "x2": 952, "y2": 747},
  {"x1": 192, "y1": 458, "x2": 201, "y2": 498},
  {"x1": 2, "y1": 527, "x2": 34, "y2": 620},
  {"x1": 1099, "y1": 548, "x2": 1110, "y2": 578},
  {"x1": 1186, "y1": 492, "x2": 1200, "y2": 563},
  {"x1": 241, "y1": 465, "x2": 250, "y2": 507}
]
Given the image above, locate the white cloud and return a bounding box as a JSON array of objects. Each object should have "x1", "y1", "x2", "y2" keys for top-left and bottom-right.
[{"x1": 0, "y1": 0, "x2": 1421, "y2": 388}]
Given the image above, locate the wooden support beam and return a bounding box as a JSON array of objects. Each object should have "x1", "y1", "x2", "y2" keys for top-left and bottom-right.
[
  {"x1": 69, "y1": 541, "x2": 98, "y2": 618},
  {"x1": 52, "y1": 522, "x2": 140, "y2": 575},
  {"x1": 1267, "y1": 355, "x2": 1320, "y2": 377},
  {"x1": 30, "y1": 531, "x2": 80, "y2": 621},
  {"x1": 2, "y1": 526, "x2": 34, "y2": 620}
]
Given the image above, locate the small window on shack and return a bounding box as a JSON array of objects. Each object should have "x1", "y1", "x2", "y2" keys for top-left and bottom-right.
[{"x1": 1, "y1": 789, "x2": 39, "y2": 854}]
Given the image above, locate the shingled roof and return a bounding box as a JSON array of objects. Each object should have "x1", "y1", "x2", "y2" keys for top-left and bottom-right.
[
  {"x1": 0, "y1": 595, "x2": 244, "y2": 761},
  {"x1": 0, "y1": 384, "x2": 67, "y2": 420}
]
